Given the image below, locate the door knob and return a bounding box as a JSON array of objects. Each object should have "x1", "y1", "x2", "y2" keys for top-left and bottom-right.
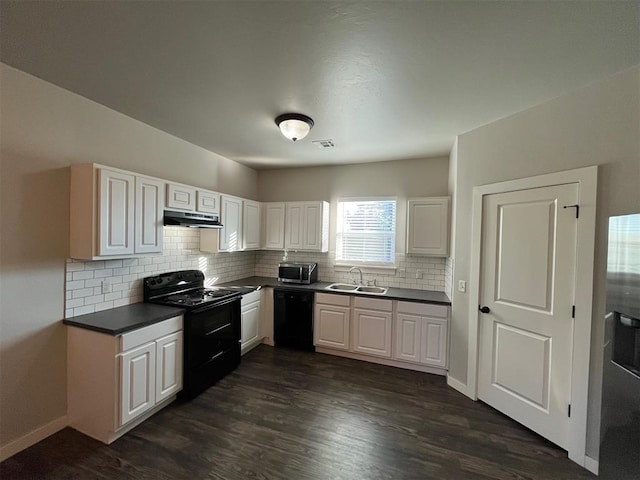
[{"x1": 479, "y1": 305, "x2": 491, "y2": 314}]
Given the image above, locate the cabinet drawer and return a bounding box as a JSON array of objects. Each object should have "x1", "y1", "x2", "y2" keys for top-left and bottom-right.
[
  {"x1": 397, "y1": 301, "x2": 448, "y2": 318},
  {"x1": 316, "y1": 292, "x2": 351, "y2": 307},
  {"x1": 119, "y1": 316, "x2": 183, "y2": 352},
  {"x1": 353, "y1": 296, "x2": 392, "y2": 312}
]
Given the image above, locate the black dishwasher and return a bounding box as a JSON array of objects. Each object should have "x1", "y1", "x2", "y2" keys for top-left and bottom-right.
[{"x1": 274, "y1": 289, "x2": 315, "y2": 351}]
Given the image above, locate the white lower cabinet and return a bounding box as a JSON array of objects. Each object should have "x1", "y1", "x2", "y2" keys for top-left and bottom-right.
[
  {"x1": 395, "y1": 301, "x2": 449, "y2": 368},
  {"x1": 314, "y1": 293, "x2": 450, "y2": 373},
  {"x1": 241, "y1": 290, "x2": 262, "y2": 354},
  {"x1": 314, "y1": 293, "x2": 351, "y2": 351},
  {"x1": 67, "y1": 316, "x2": 183, "y2": 444},
  {"x1": 352, "y1": 297, "x2": 393, "y2": 358}
]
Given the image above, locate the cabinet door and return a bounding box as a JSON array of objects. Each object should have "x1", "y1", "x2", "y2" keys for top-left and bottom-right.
[
  {"x1": 119, "y1": 342, "x2": 156, "y2": 426},
  {"x1": 314, "y1": 304, "x2": 350, "y2": 351},
  {"x1": 406, "y1": 197, "x2": 450, "y2": 256},
  {"x1": 394, "y1": 313, "x2": 422, "y2": 363},
  {"x1": 196, "y1": 190, "x2": 220, "y2": 214},
  {"x1": 155, "y1": 332, "x2": 183, "y2": 403},
  {"x1": 285, "y1": 202, "x2": 304, "y2": 250},
  {"x1": 302, "y1": 202, "x2": 322, "y2": 251},
  {"x1": 166, "y1": 183, "x2": 196, "y2": 211},
  {"x1": 241, "y1": 300, "x2": 261, "y2": 354},
  {"x1": 420, "y1": 317, "x2": 448, "y2": 368},
  {"x1": 219, "y1": 195, "x2": 243, "y2": 251},
  {"x1": 135, "y1": 176, "x2": 164, "y2": 254},
  {"x1": 352, "y1": 308, "x2": 392, "y2": 358},
  {"x1": 98, "y1": 168, "x2": 135, "y2": 256},
  {"x1": 263, "y1": 202, "x2": 286, "y2": 250},
  {"x1": 243, "y1": 200, "x2": 261, "y2": 250}
]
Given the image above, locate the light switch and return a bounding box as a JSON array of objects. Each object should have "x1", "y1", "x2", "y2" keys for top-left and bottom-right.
[{"x1": 458, "y1": 280, "x2": 466, "y2": 293}]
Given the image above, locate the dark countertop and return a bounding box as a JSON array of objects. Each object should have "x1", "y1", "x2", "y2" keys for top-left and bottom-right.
[
  {"x1": 63, "y1": 303, "x2": 186, "y2": 335},
  {"x1": 218, "y1": 276, "x2": 451, "y2": 305}
]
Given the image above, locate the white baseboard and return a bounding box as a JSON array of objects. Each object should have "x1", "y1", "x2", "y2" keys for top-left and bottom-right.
[
  {"x1": 584, "y1": 456, "x2": 598, "y2": 475},
  {"x1": 447, "y1": 375, "x2": 475, "y2": 399},
  {"x1": 0, "y1": 415, "x2": 68, "y2": 462}
]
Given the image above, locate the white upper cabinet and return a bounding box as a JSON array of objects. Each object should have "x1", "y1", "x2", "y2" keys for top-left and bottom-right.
[
  {"x1": 167, "y1": 183, "x2": 220, "y2": 215},
  {"x1": 218, "y1": 194, "x2": 243, "y2": 252},
  {"x1": 285, "y1": 201, "x2": 329, "y2": 252},
  {"x1": 166, "y1": 183, "x2": 196, "y2": 211},
  {"x1": 71, "y1": 164, "x2": 163, "y2": 260},
  {"x1": 98, "y1": 168, "x2": 135, "y2": 256},
  {"x1": 196, "y1": 189, "x2": 220, "y2": 215},
  {"x1": 261, "y1": 202, "x2": 286, "y2": 250},
  {"x1": 242, "y1": 200, "x2": 261, "y2": 250},
  {"x1": 135, "y1": 176, "x2": 164, "y2": 254},
  {"x1": 406, "y1": 197, "x2": 450, "y2": 256}
]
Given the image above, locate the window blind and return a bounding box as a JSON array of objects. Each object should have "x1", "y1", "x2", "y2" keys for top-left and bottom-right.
[{"x1": 336, "y1": 199, "x2": 396, "y2": 265}]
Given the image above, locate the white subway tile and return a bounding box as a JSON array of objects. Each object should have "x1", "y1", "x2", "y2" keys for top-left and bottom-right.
[
  {"x1": 72, "y1": 270, "x2": 95, "y2": 281},
  {"x1": 122, "y1": 258, "x2": 138, "y2": 267},
  {"x1": 104, "y1": 291, "x2": 123, "y2": 302},
  {"x1": 65, "y1": 262, "x2": 85, "y2": 272},
  {"x1": 73, "y1": 305, "x2": 96, "y2": 316},
  {"x1": 94, "y1": 269, "x2": 114, "y2": 278},
  {"x1": 66, "y1": 298, "x2": 84, "y2": 309},
  {"x1": 94, "y1": 301, "x2": 114, "y2": 312},
  {"x1": 65, "y1": 309, "x2": 74, "y2": 318},
  {"x1": 84, "y1": 294, "x2": 105, "y2": 305},
  {"x1": 72, "y1": 287, "x2": 94, "y2": 298},
  {"x1": 104, "y1": 260, "x2": 123, "y2": 268},
  {"x1": 66, "y1": 280, "x2": 85, "y2": 290},
  {"x1": 85, "y1": 261, "x2": 105, "y2": 270}
]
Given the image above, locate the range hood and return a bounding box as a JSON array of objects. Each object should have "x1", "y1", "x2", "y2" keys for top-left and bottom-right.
[{"x1": 163, "y1": 210, "x2": 223, "y2": 229}]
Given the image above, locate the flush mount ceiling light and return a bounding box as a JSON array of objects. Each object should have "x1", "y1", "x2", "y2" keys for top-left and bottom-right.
[{"x1": 275, "y1": 113, "x2": 314, "y2": 142}]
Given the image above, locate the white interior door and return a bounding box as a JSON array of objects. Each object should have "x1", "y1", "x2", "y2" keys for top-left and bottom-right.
[{"x1": 478, "y1": 183, "x2": 578, "y2": 450}]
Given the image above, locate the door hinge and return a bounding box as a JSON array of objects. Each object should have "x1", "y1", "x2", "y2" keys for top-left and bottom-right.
[
  {"x1": 563, "y1": 204, "x2": 580, "y2": 218},
  {"x1": 572, "y1": 305, "x2": 575, "y2": 318},
  {"x1": 568, "y1": 404, "x2": 571, "y2": 417}
]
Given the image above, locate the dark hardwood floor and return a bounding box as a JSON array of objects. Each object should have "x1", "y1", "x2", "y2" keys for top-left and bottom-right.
[{"x1": 2, "y1": 346, "x2": 594, "y2": 479}]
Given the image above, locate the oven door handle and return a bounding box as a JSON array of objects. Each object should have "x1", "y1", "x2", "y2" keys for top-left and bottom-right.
[
  {"x1": 205, "y1": 323, "x2": 232, "y2": 336},
  {"x1": 191, "y1": 294, "x2": 240, "y2": 313},
  {"x1": 209, "y1": 348, "x2": 232, "y2": 362}
]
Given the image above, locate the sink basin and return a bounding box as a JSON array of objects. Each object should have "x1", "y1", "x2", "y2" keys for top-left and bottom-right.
[
  {"x1": 325, "y1": 283, "x2": 388, "y2": 295},
  {"x1": 327, "y1": 283, "x2": 359, "y2": 291},
  {"x1": 356, "y1": 286, "x2": 388, "y2": 295}
]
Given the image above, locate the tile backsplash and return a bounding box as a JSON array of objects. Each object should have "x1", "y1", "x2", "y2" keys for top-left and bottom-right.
[
  {"x1": 66, "y1": 228, "x2": 449, "y2": 318},
  {"x1": 65, "y1": 227, "x2": 255, "y2": 318}
]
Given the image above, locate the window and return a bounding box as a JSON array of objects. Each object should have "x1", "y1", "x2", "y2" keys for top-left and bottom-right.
[{"x1": 336, "y1": 198, "x2": 396, "y2": 266}]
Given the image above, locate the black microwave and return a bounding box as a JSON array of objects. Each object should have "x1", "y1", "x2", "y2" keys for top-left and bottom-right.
[{"x1": 278, "y1": 263, "x2": 318, "y2": 284}]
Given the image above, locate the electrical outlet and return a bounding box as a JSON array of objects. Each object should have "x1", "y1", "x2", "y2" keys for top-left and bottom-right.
[
  {"x1": 102, "y1": 280, "x2": 112, "y2": 294},
  {"x1": 415, "y1": 270, "x2": 423, "y2": 279},
  {"x1": 458, "y1": 280, "x2": 466, "y2": 293},
  {"x1": 397, "y1": 268, "x2": 406, "y2": 278}
]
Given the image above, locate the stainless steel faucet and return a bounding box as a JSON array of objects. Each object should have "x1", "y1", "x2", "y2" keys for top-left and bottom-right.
[{"x1": 349, "y1": 266, "x2": 363, "y2": 285}]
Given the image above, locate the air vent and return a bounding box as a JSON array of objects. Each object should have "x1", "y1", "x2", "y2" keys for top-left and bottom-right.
[{"x1": 312, "y1": 139, "x2": 335, "y2": 148}]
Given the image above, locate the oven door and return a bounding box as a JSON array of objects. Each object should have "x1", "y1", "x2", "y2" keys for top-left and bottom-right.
[{"x1": 182, "y1": 296, "x2": 241, "y2": 399}]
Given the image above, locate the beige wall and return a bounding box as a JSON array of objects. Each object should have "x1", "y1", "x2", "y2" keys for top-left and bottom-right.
[
  {"x1": 258, "y1": 157, "x2": 450, "y2": 253},
  {"x1": 448, "y1": 66, "x2": 640, "y2": 458},
  {"x1": 0, "y1": 64, "x2": 258, "y2": 447}
]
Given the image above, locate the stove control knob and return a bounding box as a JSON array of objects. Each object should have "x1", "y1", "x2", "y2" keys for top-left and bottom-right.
[{"x1": 150, "y1": 279, "x2": 156, "y2": 285}]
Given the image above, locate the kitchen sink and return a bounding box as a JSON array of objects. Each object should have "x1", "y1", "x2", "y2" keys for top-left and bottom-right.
[
  {"x1": 356, "y1": 286, "x2": 388, "y2": 295},
  {"x1": 326, "y1": 283, "x2": 388, "y2": 295},
  {"x1": 327, "y1": 283, "x2": 359, "y2": 291}
]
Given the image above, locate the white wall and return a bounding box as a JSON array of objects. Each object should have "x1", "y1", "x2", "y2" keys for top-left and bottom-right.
[
  {"x1": 0, "y1": 63, "x2": 258, "y2": 449},
  {"x1": 448, "y1": 66, "x2": 640, "y2": 459}
]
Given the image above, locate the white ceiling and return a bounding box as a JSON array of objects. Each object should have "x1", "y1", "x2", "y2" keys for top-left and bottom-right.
[{"x1": 1, "y1": 1, "x2": 638, "y2": 170}]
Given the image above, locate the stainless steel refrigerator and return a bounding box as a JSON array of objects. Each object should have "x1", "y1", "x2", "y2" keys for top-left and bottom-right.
[{"x1": 600, "y1": 213, "x2": 640, "y2": 479}]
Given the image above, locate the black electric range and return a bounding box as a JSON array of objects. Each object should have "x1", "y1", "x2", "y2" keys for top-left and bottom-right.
[{"x1": 144, "y1": 270, "x2": 242, "y2": 399}]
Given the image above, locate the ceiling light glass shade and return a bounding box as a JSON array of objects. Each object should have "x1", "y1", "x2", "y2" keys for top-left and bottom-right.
[{"x1": 275, "y1": 113, "x2": 314, "y2": 142}]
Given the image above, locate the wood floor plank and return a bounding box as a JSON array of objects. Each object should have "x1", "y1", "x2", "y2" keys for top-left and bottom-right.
[{"x1": 1, "y1": 346, "x2": 594, "y2": 479}]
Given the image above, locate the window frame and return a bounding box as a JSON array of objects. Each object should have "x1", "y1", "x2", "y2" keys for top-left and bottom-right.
[{"x1": 334, "y1": 196, "x2": 398, "y2": 268}]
